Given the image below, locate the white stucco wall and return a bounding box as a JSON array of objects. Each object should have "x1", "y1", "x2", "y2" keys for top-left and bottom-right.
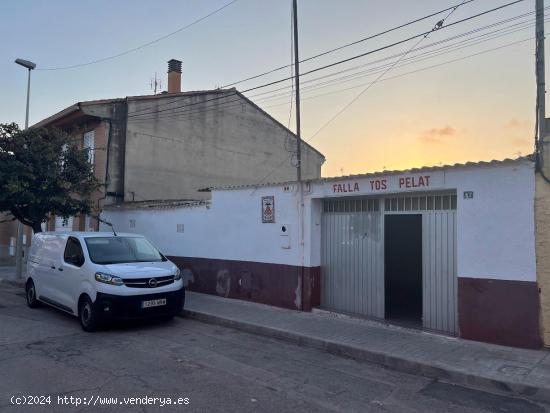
[
  {"x1": 307, "y1": 159, "x2": 536, "y2": 282},
  {"x1": 102, "y1": 185, "x2": 306, "y2": 267},
  {"x1": 449, "y1": 163, "x2": 536, "y2": 281},
  {"x1": 102, "y1": 159, "x2": 536, "y2": 281}
]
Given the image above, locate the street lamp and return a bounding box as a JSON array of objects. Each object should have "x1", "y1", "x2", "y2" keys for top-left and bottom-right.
[{"x1": 14, "y1": 58, "x2": 36, "y2": 280}]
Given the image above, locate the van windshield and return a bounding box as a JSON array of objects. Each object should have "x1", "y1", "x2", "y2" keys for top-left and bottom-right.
[{"x1": 84, "y1": 237, "x2": 167, "y2": 265}]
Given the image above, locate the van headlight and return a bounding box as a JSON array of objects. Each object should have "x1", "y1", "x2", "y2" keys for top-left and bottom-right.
[
  {"x1": 174, "y1": 268, "x2": 181, "y2": 280},
  {"x1": 95, "y1": 272, "x2": 124, "y2": 286}
]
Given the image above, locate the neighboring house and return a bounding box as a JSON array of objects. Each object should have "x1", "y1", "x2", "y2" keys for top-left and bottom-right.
[{"x1": 0, "y1": 59, "x2": 324, "y2": 247}]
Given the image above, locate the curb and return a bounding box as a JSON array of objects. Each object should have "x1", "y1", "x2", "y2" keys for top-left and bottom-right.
[{"x1": 183, "y1": 309, "x2": 550, "y2": 402}]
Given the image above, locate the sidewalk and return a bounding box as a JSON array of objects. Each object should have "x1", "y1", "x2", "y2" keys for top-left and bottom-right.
[
  {"x1": 184, "y1": 291, "x2": 550, "y2": 402},
  {"x1": 0, "y1": 266, "x2": 25, "y2": 287}
]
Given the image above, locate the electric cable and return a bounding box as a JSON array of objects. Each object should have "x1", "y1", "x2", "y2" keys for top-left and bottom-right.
[
  {"x1": 36, "y1": 0, "x2": 239, "y2": 71},
  {"x1": 126, "y1": 0, "x2": 526, "y2": 119},
  {"x1": 307, "y1": 0, "x2": 479, "y2": 142},
  {"x1": 128, "y1": 12, "x2": 537, "y2": 123},
  {"x1": 220, "y1": 0, "x2": 478, "y2": 88},
  {"x1": 128, "y1": 37, "x2": 534, "y2": 123}
]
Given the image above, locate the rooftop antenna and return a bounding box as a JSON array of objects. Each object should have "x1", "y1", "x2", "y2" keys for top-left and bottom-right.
[
  {"x1": 98, "y1": 217, "x2": 117, "y2": 236},
  {"x1": 149, "y1": 72, "x2": 162, "y2": 94}
]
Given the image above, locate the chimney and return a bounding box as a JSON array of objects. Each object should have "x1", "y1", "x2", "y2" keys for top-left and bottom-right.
[{"x1": 167, "y1": 59, "x2": 182, "y2": 93}]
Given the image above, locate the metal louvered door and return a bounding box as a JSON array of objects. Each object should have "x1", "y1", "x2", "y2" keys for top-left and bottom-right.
[
  {"x1": 422, "y1": 211, "x2": 458, "y2": 334},
  {"x1": 321, "y1": 199, "x2": 384, "y2": 319}
]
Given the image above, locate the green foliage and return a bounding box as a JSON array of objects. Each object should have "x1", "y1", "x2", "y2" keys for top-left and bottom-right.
[{"x1": 0, "y1": 123, "x2": 100, "y2": 233}]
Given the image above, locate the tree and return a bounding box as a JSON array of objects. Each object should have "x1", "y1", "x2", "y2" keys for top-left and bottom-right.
[{"x1": 0, "y1": 123, "x2": 100, "y2": 233}]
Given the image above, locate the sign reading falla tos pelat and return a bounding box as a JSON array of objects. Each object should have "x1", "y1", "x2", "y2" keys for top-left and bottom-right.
[{"x1": 326, "y1": 171, "x2": 445, "y2": 196}]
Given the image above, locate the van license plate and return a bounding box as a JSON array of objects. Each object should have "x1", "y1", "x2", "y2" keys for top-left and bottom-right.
[{"x1": 141, "y1": 298, "x2": 167, "y2": 308}]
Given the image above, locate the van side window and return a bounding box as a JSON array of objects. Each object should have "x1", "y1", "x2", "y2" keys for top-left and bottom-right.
[{"x1": 64, "y1": 237, "x2": 85, "y2": 267}]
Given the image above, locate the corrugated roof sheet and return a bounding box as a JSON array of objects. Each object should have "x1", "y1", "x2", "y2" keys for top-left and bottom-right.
[
  {"x1": 203, "y1": 155, "x2": 534, "y2": 191},
  {"x1": 102, "y1": 199, "x2": 209, "y2": 211}
]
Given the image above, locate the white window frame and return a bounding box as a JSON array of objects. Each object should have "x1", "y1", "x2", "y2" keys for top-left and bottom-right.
[{"x1": 83, "y1": 130, "x2": 95, "y2": 166}]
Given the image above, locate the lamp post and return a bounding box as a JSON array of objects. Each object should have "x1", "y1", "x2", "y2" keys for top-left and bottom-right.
[{"x1": 14, "y1": 58, "x2": 36, "y2": 280}]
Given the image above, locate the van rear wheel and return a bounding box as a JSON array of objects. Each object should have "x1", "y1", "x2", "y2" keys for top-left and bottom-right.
[
  {"x1": 79, "y1": 296, "x2": 98, "y2": 332},
  {"x1": 25, "y1": 280, "x2": 40, "y2": 308}
]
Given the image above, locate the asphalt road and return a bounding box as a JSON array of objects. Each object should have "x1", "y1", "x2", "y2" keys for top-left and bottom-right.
[{"x1": 0, "y1": 282, "x2": 548, "y2": 413}]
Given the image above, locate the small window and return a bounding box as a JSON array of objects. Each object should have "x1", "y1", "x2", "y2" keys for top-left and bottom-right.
[
  {"x1": 83, "y1": 131, "x2": 95, "y2": 166},
  {"x1": 64, "y1": 237, "x2": 85, "y2": 267},
  {"x1": 129, "y1": 219, "x2": 136, "y2": 229},
  {"x1": 177, "y1": 224, "x2": 185, "y2": 233}
]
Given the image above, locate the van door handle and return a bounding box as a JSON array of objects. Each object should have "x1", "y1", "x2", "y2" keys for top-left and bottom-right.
[
  {"x1": 50, "y1": 266, "x2": 55, "y2": 269},
  {"x1": 58, "y1": 267, "x2": 63, "y2": 271}
]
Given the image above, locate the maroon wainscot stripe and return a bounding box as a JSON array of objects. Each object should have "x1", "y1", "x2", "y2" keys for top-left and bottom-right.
[
  {"x1": 168, "y1": 256, "x2": 320, "y2": 311},
  {"x1": 458, "y1": 277, "x2": 542, "y2": 349}
]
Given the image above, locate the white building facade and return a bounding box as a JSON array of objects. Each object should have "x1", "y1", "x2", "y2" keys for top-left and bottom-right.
[{"x1": 102, "y1": 157, "x2": 541, "y2": 349}]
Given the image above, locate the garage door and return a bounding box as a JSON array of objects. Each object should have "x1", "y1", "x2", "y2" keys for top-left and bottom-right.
[
  {"x1": 321, "y1": 198, "x2": 384, "y2": 319},
  {"x1": 322, "y1": 193, "x2": 458, "y2": 335},
  {"x1": 422, "y1": 210, "x2": 457, "y2": 334}
]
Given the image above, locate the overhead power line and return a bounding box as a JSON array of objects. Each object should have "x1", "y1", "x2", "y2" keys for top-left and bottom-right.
[
  {"x1": 247, "y1": 10, "x2": 541, "y2": 101},
  {"x1": 267, "y1": 37, "x2": 532, "y2": 109},
  {"x1": 306, "y1": 0, "x2": 470, "y2": 142},
  {"x1": 253, "y1": 0, "x2": 473, "y2": 186},
  {"x1": 220, "y1": 0, "x2": 477, "y2": 88},
  {"x1": 130, "y1": 8, "x2": 540, "y2": 122},
  {"x1": 127, "y1": 0, "x2": 526, "y2": 120},
  {"x1": 253, "y1": 18, "x2": 539, "y2": 105},
  {"x1": 127, "y1": 14, "x2": 539, "y2": 122},
  {"x1": 125, "y1": 1, "x2": 500, "y2": 118},
  {"x1": 128, "y1": 32, "x2": 534, "y2": 123},
  {"x1": 246, "y1": 0, "x2": 525, "y2": 95},
  {"x1": 36, "y1": 0, "x2": 239, "y2": 71}
]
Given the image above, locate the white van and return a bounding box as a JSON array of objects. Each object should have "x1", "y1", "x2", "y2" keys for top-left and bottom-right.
[{"x1": 25, "y1": 232, "x2": 185, "y2": 332}]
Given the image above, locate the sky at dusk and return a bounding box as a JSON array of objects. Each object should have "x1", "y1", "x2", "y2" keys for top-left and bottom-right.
[{"x1": 1, "y1": 0, "x2": 544, "y2": 177}]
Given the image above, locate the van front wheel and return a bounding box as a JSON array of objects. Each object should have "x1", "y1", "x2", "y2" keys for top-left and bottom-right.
[{"x1": 79, "y1": 296, "x2": 98, "y2": 332}]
